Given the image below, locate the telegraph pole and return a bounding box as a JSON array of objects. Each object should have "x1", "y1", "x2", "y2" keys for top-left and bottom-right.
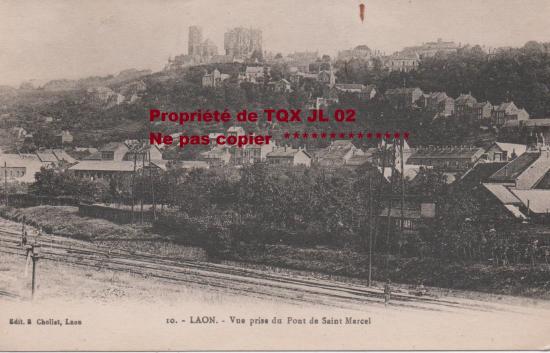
[
  {"x1": 131, "y1": 153, "x2": 137, "y2": 224},
  {"x1": 373, "y1": 140, "x2": 388, "y2": 249},
  {"x1": 368, "y1": 175, "x2": 373, "y2": 287},
  {"x1": 31, "y1": 244, "x2": 40, "y2": 300},
  {"x1": 4, "y1": 161, "x2": 8, "y2": 206},
  {"x1": 140, "y1": 152, "x2": 145, "y2": 225},
  {"x1": 148, "y1": 144, "x2": 156, "y2": 221},
  {"x1": 385, "y1": 139, "x2": 397, "y2": 252}
]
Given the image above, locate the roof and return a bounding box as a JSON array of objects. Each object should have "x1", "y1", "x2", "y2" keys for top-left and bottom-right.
[
  {"x1": 35, "y1": 152, "x2": 58, "y2": 163},
  {"x1": 521, "y1": 119, "x2": 550, "y2": 127},
  {"x1": 482, "y1": 183, "x2": 522, "y2": 204},
  {"x1": 515, "y1": 152, "x2": 550, "y2": 189},
  {"x1": 100, "y1": 142, "x2": 127, "y2": 152},
  {"x1": 428, "y1": 92, "x2": 448, "y2": 101},
  {"x1": 245, "y1": 66, "x2": 264, "y2": 74},
  {"x1": 488, "y1": 152, "x2": 540, "y2": 183},
  {"x1": 83, "y1": 151, "x2": 102, "y2": 160},
  {"x1": 315, "y1": 141, "x2": 358, "y2": 160},
  {"x1": 511, "y1": 189, "x2": 550, "y2": 214},
  {"x1": 149, "y1": 160, "x2": 169, "y2": 171},
  {"x1": 208, "y1": 133, "x2": 224, "y2": 139},
  {"x1": 335, "y1": 84, "x2": 366, "y2": 90},
  {"x1": 68, "y1": 161, "x2": 140, "y2": 172},
  {"x1": 459, "y1": 162, "x2": 507, "y2": 185},
  {"x1": 74, "y1": 147, "x2": 99, "y2": 153},
  {"x1": 503, "y1": 204, "x2": 528, "y2": 219},
  {"x1": 346, "y1": 154, "x2": 371, "y2": 166},
  {"x1": 200, "y1": 148, "x2": 229, "y2": 159},
  {"x1": 178, "y1": 161, "x2": 209, "y2": 169},
  {"x1": 44, "y1": 149, "x2": 77, "y2": 164},
  {"x1": 495, "y1": 101, "x2": 516, "y2": 111},
  {"x1": 409, "y1": 146, "x2": 484, "y2": 160},
  {"x1": 379, "y1": 208, "x2": 422, "y2": 219},
  {"x1": 227, "y1": 126, "x2": 245, "y2": 133},
  {"x1": 493, "y1": 142, "x2": 527, "y2": 157},
  {"x1": 267, "y1": 148, "x2": 311, "y2": 158},
  {"x1": 364, "y1": 84, "x2": 377, "y2": 93},
  {"x1": 473, "y1": 101, "x2": 492, "y2": 109},
  {"x1": 455, "y1": 94, "x2": 477, "y2": 105}
]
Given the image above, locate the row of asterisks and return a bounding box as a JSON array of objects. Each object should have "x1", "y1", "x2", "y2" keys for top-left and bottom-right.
[{"x1": 283, "y1": 132, "x2": 410, "y2": 140}]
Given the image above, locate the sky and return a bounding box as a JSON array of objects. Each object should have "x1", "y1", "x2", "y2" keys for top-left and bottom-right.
[{"x1": 1, "y1": 0, "x2": 550, "y2": 86}]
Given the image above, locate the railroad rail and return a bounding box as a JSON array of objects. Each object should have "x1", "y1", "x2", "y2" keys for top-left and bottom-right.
[{"x1": 0, "y1": 225, "x2": 504, "y2": 313}]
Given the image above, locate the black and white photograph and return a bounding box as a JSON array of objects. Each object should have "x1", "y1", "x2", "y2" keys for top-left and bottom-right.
[{"x1": 1, "y1": 0, "x2": 550, "y2": 350}]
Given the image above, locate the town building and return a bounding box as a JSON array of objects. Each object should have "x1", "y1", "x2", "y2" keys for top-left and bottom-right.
[
  {"x1": 407, "y1": 146, "x2": 485, "y2": 172},
  {"x1": 224, "y1": 27, "x2": 262, "y2": 59},
  {"x1": 119, "y1": 80, "x2": 147, "y2": 103},
  {"x1": 334, "y1": 84, "x2": 377, "y2": 100},
  {"x1": 378, "y1": 199, "x2": 436, "y2": 234},
  {"x1": 98, "y1": 142, "x2": 129, "y2": 161},
  {"x1": 200, "y1": 147, "x2": 231, "y2": 167},
  {"x1": 402, "y1": 38, "x2": 459, "y2": 58},
  {"x1": 227, "y1": 126, "x2": 246, "y2": 137},
  {"x1": 454, "y1": 93, "x2": 478, "y2": 117},
  {"x1": 483, "y1": 149, "x2": 550, "y2": 222},
  {"x1": 68, "y1": 161, "x2": 141, "y2": 180},
  {"x1": 202, "y1": 69, "x2": 230, "y2": 88},
  {"x1": 314, "y1": 140, "x2": 364, "y2": 167},
  {"x1": 56, "y1": 130, "x2": 73, "y2": 145},
  {"x1": 266, "y1": 147, "x2": 311, "y2": 167},
  {"x1": 337, "y1": 45, "x2": 372, "y2": 61},
  {"x1": 424, "y1": 92, "x2": 455, "y2": 117},
  {"x1": 317, "y1": 68, "x2": 336, "y2": 87},
  {"x1": 386, "y1": 52, "x2": 420, "y2": 72},
  {"x1": 482, "y1": 142, "x2": 527, "y2": 162},
  {"x1": 492, "y1": 101, "x2": 530, "y2": 126},
  {"x1": 384, "y1": 87, "x2": 424, "y2": 110},
  {"x1": 88, "y1": 141, "x2": 163, "y2": 162},
  {"x1": 0, "y1": 153, "x2": 46, "y2": 183},
  {"x1": 286, "y1": 51, "x2": 318, "y2": 70},
  {"x1": 188, "y1": 26, "x2": 218, "y2": 59},
  {"x1": 241, "y1": 66, "x2": 269, "y2": 84},
  {"x1": 289, "y1": 71, "x2": 318, "y2": 86},
  {"x1": 230, "y1": 139, "x2": 275, "y2": 165},
  {"x1": 473, "y1": 101, "x2": 493, "y2": 120},
  {"x1": 267, "y1": 79, "x2": 292, "y2": 93}
]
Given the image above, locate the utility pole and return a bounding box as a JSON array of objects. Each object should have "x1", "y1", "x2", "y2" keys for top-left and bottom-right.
[
  {"x1": 140, "y1": 152, "x2": 145, "y2": 225},
  {"x1": 373, "y1": 140, "x2": 387, "y2": 250},
  {"x1": 31, "y1": 244, "x2": 40, "y2": 300},
  {"x1": 368, "y1": 175, "x2": 373, "y2": 287},
  {"x1": 149, "y1": 145, "x2": 156, "y2": 221},
  {"x1": 131, "y1": 153, "x2": 137, "y2": 224},
  {"x1": 385, "y1": 139, "x2": 397, "y2": 252},
  {"x1": 399, "y1": 134, "x2": 405, "y2": 256},
  {"x1": 4, "y1": 161, "x2": 8, "y2": 206}
]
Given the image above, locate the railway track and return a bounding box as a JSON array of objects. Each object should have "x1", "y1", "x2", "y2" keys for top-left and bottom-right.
[{"x1": 0, "y1": 225, "x2": 502, "y2": 313}]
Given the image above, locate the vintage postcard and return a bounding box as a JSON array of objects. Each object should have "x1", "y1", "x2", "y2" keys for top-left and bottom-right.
[{"x1": 1, "y1": 0, "x2": 550, "y2": 350}]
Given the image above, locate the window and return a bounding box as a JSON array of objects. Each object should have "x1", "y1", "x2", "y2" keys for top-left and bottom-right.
[
  {"x1": 403, "y1": 219, "x2": 414, "y2": 230},
  {"x1": 102, "y1": 151, "x2": 114, "y2": 160}
]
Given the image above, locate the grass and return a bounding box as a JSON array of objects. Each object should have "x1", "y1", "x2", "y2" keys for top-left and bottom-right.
[
  {"x1": 228, "y1": 243, "x2": 550, "y2": 299},
  {"x1": 0, "y1": 205, "x2": 206, "y2": 261}
]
